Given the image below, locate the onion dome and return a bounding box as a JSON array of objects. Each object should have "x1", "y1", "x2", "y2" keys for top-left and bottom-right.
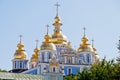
[
  {"x1": 92, "y1": 39, "x2": 100, "y2": 61},
  {"x1": 51, "y1": 3, "x2": 68, "y2": 44},
  {"x1": 41, "y1": 25, "x2": 56, "y2": 50},
  {"x1": 14, "y1": 35, "x2": 27, "y2": 60},
  {"x1": 30, "y1": 40, "x2": 40, "y2": 62},
  {"x1": 93, "y1": 47, "x2": 99, "y2": 59},
  {"x1": 77, "y1": 28, "x2": 93, "y2": 53},
  {"x1": 53, "y1": 15, "x2": 62, "y2": 27}
]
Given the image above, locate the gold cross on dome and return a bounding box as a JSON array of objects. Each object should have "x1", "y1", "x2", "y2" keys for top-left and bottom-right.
[
  {"x1": 83, "y1": 27, "x2": 86, "y2": 36},
  {"x1": 19, "y1": 35, "x2": 22, "y2": 43},
  {"x1": 92, "y1": 39, "x2": 94, "y2": 47},
  {"x1": 35, "y1": 40, "x2": 39, "y2": 48},
  {"x1": 46, "y1": 24, "x2": 50, "y2": 35},
  {"x1": 54, "y1": 2, "x2": 60, "y2": 16}
]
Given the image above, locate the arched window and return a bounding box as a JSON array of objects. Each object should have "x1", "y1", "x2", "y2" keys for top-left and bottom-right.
[
  {"x1": 53, "y1": 67, "x2": 55, "y2": 72},
  {"x1": 87, "y1": 54, "x2": 90, "y2": 64},
  {"x1": 14, "y1": 61, "x2": 16, "y2": 69},
  {"x1": 20, "y1": 61, "x2": 22, "y2": 68},
  {"x1": 48, "y1": 52, "x2": 51, "y2": 59},
  {"x1": 68, "y1": 58, "x2": 70, "y2": 63},
  {"x1": 68, "y1": 57, "x2": 72, "y2": 64},
  {"x1": 79, "y1": 60, "x2": 82, "y2": 64},
  {"x1": 68, "y1": 68, "x2": 71, "y2": 74},
  {"x1": 42, "y1": 53, "x2": 44, "y2": 62}
]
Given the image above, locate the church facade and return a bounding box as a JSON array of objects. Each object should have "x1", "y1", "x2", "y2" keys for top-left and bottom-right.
[{"x1": 10, "y1": 3, "x2": 100, "y2": 78}]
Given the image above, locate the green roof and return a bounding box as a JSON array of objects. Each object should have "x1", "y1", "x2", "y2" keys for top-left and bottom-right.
[{"x1": 0, "y1": 72, "x2": 43, "y2": 80}]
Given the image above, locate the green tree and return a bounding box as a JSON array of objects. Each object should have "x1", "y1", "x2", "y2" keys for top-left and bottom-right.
[{"x1": 0, "y1": 69, "x2": 7, "y2": 72}]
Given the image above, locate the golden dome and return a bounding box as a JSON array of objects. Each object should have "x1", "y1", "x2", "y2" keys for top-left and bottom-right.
[
  {"x1": 95, "y1": 53, "x2": 100, "y2": 62},
  {"x1": 93, "y1": 47, "x2": 100, "y2": 61},
  {"x1": 34, "y1": 48, "x2": 39, "y2": 56},
  {"x1": 52, "y1": 16, "x2": 68, "y2": 44},
  {"x1": 14, "y1": 43, "x2": 27, "y2": 59},
  {"x1": 53, "y1": 16, "x2": 62, "y2": 27},
  {"x1": 52, "y1": 31, "x2": 68, "y2": 44},
  {"x1": 30, "y1": 53, "x2": 38, "y2": 62},
  {"x1": 91, "y1": 39, "x2": 100, "y2": 61},
  {"x1": 95, "y1": 53, "x2": 99, "y2": 58},
  {"x1": 41, "y1": 34, "x2": 56, "y2": 50},
  {"x1": 77, "y1": 36, "x2": 93, "y2": 53},
  {"x1": 52, "y1": 3, "x2": 68, "y2": 44},
  {"x1": 30, "y1": 40, "x2": 40, "y2": 62}
]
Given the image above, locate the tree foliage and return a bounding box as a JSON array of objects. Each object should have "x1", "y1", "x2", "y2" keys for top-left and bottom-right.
[
  {"x1": 0, "y1": 69, "x2": 7, "y2": 72},
  {"x1": 64, "y1": 59, "x2": 120, "y2": 80}
]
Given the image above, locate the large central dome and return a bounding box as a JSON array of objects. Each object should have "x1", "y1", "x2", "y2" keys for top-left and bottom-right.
[
  {"x1": 52, "y1": 30, "x2": 68, "y2": 44},
  {"x1": 52, "y1": 15, "x2": 68, "y2": 44}
]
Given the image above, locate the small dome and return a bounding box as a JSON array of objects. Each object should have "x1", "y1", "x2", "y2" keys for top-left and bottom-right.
[
  {"x1": 78, "y1": 45, "x2": 93, "y2": 53},
  {"x1": 78, "y1": 36, "x2": 93, "y2": 53},
  {"x1": 93, "y1": 47, "x2": 100, "y2": 61},
  {"x1": 82, "y1": 36, "x2": 88, "y2": 44},
  {"x1": 53, "y1": 16, "x2": 62, "y2": 27},
  {"x1": 95, "y1": 53, "x2": 100, "y2": 62},
  {"x1": 14, "y1": 43, "x2": 27, "y2": 59},
  {"x1": 41, "y1": 34, "x2": 56, "y2": 50},
  {"x1": 30, "y1": 40, "x2": 40, "y2": 62},
  {"x1": 95, "y1": 54, "x2": 100, "y2": 59},
  {"x1": 30, "y1": 53, "x2": 38, "y2": 62}
]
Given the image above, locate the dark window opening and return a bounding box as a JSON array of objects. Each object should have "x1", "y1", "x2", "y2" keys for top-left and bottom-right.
[
  {"x1": 68, "y1": 68, "x2": 71, "y2": 74},
  {"x1": 53, "y1": 67, "x2": 55, "y2": 72}
]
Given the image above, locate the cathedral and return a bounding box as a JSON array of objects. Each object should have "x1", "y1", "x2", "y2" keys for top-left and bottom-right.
[{"x1": 10, "y1": 3, "x2": 100, "y2": 79}]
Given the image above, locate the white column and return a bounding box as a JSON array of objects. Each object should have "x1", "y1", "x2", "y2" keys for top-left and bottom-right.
[{"x1": 72, "y1": 57, "x2": 74, "y2": 64}]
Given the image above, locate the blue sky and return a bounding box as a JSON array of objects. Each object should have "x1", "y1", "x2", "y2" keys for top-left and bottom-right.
[{"x1": 0, "y1": 0, "x2": 120, "y2": 70}]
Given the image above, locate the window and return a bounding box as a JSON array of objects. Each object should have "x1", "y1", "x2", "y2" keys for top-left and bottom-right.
[
  {"x1": 68, "y1": 58, "x2": 70, "y2": 63},
  {"x1": 79, "y1": 60, "x2": 82, "y2": 64},
  {"x1": 68, "y1": 57, "x2": 72, "y2": 64},
  {"x1": 68, "y1": 68, "x2": 71, "y2": 74},
  {"x1": 87, "y1": 54, "x2": 90, "y2": 64},
  {"x1": 42, "y1": 53, "x2": 44, "y2": 62},
  {"x1": 53, "y1": 67, "x2": 55, "y2": 72},
  {"x1": 20, "y1": 61, "x2": 22, "y2": 68},
  {"x1": 48, "y1": 52, "x2": 51, "y2": 59},
  {"x1": 14, "y1": 61, "x2": 16, "y2": 69}
]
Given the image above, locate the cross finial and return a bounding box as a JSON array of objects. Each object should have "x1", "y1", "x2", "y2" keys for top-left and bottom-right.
[
  {"x1": 83, "y1": 27, "x2": 86, "y2": 36},
  {"x1": 46, "y1": 24, "x2": 50, "y2": 35},
  {"x1": 54, "y1": 2, "x2": 60, "y2": 16},
  {"x1": 92, "y1": 39, "x2": 94, "y2": 47},
  {"x1": 19, "y1": 35, "x2": 22, "y2": 43},
  {"x1": 35, "y1": 40, "x2": 39, "y2": 48}
]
